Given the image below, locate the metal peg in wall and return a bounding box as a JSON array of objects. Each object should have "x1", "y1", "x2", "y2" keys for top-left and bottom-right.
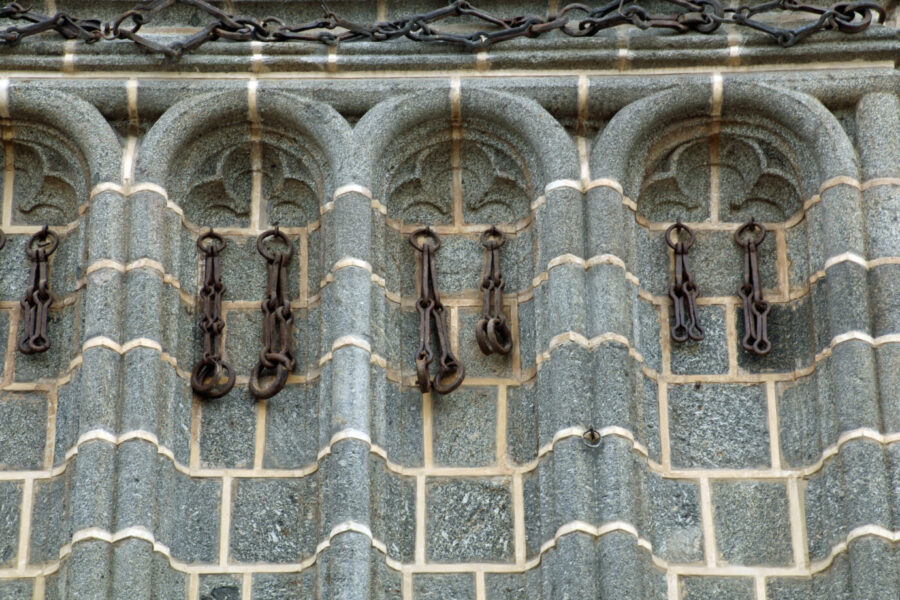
[
  {"x1": 734, "y1": 218, "x2": 772, "y2": 356},
  {"x1": 476, "y1": 226, "x2": 512, "y2": 356},
  {"x1": 19, "y1": 225, "x2": 57, "y2": 355},
  {"x1": 666, "y1": 220, "x2": 704, "y2": 343}
]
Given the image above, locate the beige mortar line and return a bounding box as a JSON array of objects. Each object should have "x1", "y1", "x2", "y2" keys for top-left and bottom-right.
[
  {"x1": 248, "y1": 79, "x2": 263, "y2": 231},
  {"x1": 659, "y1": 302, "x2": 671, "y2": 377},
  {"x1": 475, "y1": 571, "x2": 486, "y2": 600},
  {"x1": 667, "y1": 571, "x2": 678, "y2": 600},
  {"x1": 402, "y1": 568, "x2": 412, "y2": 600},
  {"x1": 242, "y1": 572, "x2": 252, "y2": 599},
  {"x1": 699, "y1": 477, "x2": 717, "y2": 567},
  {"x1": 3, "y1": 308, "x2": 19, "y2": 387},
  {"x1": 188, "y1": 572, "x2": 199, "y2": 600},
  {"x1": 616, "y1": 28, "x2": 629, "y2": 71},
  {"x1": 62, "y1": 40, "x2": 76, "y2": 73},
  {"x1": 31, "y1": 576, "x2": 43, "y2": 600},
  {"x1": 787, "y1": 476, "x2": 808, "y2": 569},
  {"x1": 509, "y1": 301, "x2": 522, "y2": 381},
  {"x1": 16, "y1": 477, "x2": 34, "y2": 571},
  {"x1": 377, "y1": 0, "x2": 387, "y2": 21},
  {"x1": 727, "y1": 31, "x2": 741, "y2": 68},
  {"x1": 123, "y1": 78, "x2": 139, "y2": 190},
  {"x1": 709, "y1": 72, "x2": 723, "y2": 224},
  {"x1": 475, "y1": 51, "x2": 488, "y2": 72},
  {"x1": 766, "y1": 380, "x2": 782, "y2": 469},
  {"x1": 775, "y1": 228, "x2": 789, "y2": 299},
  {"x1": 190, "y1": 397, "x2": 201, "y2": 469},
  {"x1": 43, "y1": 386, "x2": 58, "y2": 469},
  {"x1": 755, "y1": 575, "x2": 766, "y2": 600},
  {"x1": 725, "y1": 302, "x2": 739, "y2": 375},
  {"x1": 450, "y1": 76, "x2": 463, "y2": 227},
  {"x1": 299, "y1": 230, "x2": 309, "y2": 306},
  {"x1": 496, "y1": 384, "x2": 507, "y2": 465},
  {"x1": 450, "y1": 306, "x2": 460, "y2": 356},
  {"x1": 327, "y1": 46, "x2": 338, "y2": 74},
  {"x1": 548, "y1": 0, "x2": 559, "y2": 14},
  {"x1": 513, "y1": 472, "x2": 526, "y2": 566},
  {"x1": 423, "y1": 393, "x2": 434, "y2": 468},
  {"x1": 658, "y1": 381, "x2": 670, "y2": 469},
  {"x1": 219, "y1": 476, "x2": 232, "y2": 567},
  {"x1": 253, "y1": 400, "x2": 267, "y2": 470},
  {"x1": 415, "y1": 474, "x2": 426, "y2": 566}
]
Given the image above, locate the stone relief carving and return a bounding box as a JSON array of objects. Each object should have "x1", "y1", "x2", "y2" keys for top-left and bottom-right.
[
  {"x1": 2, "y1": 122, "x2": 89, "y2": 225},
  {"x1": 170, "y1": 124, "x2": 323, "y2": 228},
  {"x1": 639, "y1": 124, "x2": 803, "y2": 224},
  {"x1": 382, "y1": 120, "x2": 534, "y2": 225}
]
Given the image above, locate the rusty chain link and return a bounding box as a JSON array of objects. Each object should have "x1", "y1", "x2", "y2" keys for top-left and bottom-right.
[
  {"x1": 410, "y1": 227, "x2": 465, "y2": 395},
  {"x1": 666, "y1": 220, "x2": 704, "y2": 343},
  {"x1": 476, "y1": 226, "x2": 512, "y2": 356},
  {"x1": 735, "y1": 218, "x2": 772, "y2": 356},
  {"x1": 19, "y1": 225, "x2": 57, "y2": 355},
  {"x1": 250, "y1": 225, "x2": 295, "y2": 400},
  {"x1": 191, "y1": 229, "x2": 235, "y2": 399},
  {"x1": 0, "y1": 0, "x2": 885, "y2": 57}
]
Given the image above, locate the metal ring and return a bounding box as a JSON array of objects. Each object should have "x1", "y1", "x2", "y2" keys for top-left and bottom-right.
[
  {"x1": 734, "y1": 218, "x2": 767, "y2": 247},
  {"x1": 25, "y1": 226, "x2": 59, "y2": 258},
  {"x1": 197, "y1": 228, "x2": 226, "y2": 253},
  {"x1": 0, "y1": 229, "x2": 6, "y2": 252},
  {"x1": 249, "y1": 362, "x2": 289, "y2": 400},
  {"x1": 256, "y1": 225, "x2": 294, "y2": 262},
  {"x1": 191, "y1": 358, "x2": 235, "y2": 399},
  {"x1": 432, "y1": 362, "x2": 465, "y2": 395},
  {"x1": 415, "y1": 352, "x2": 432, "y2": 393},
  {"x1": 408, "y1": 227, "x2": 441, "y2": 252},
  {"x1": 480, "y1": 225, "x2": 506, "y2": 250},
  {"x1": 665, "y1": 220, "x2": 694, "y2": 251},
  {"x1": 475, "y1": 318, "x2": 493, "y2": 355},
  {"x1": 486, "y1": 317, "x2": 513, "y2": 355}
]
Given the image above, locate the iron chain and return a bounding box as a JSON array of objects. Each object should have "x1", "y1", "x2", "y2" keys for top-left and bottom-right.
[
  {"x1": 19, "y1": 225, "x2": 57, "y2": 355},
  {"x1": 476, "y1": 226, "x2": 512, "y2": 356},
  {"x1": 735, "y1": 218, "x2": 772, "y2": 356},
  {"x1": 0, "y1": 0, "x2": 885, "y2": 57},
  {"x1": 410, "y1": 227, "x2": 465, "y2": 395},
  {"x1": 666, "y1": 220, "x2": 705, "y2": 343},
  {"x1": 249, "y1": 226, "x2": 295, "y2": 400},
  {"x1": 191, "y1": 229, "x2": 235, "y2": 399}
]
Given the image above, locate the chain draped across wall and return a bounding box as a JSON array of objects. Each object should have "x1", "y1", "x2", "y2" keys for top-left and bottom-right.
[
  {"x1": 0, "y1": 0, "x2": 888, "y2": 56},
  {"x1": 0, "y1": 17, "x2": 898, "y2": 599}
]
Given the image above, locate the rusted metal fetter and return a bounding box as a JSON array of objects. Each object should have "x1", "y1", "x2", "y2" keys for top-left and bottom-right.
[
  {"x1": 476, "y1": 226, "x2": 512, "y2": 356},
  {"x1": 735, "y1": 218, "x2": 772, "y2": 356},
  {"x1": 250, "y1": 225, "x2": 295, "y2": 400},
  {"x1": 666, "y1": 220, "x2": 704, "y2": 343},
  {"x1": 410, "y1": 227, "x2": 464, "y2": 395},
  {"x1": 19, "y1": 225, "x2": 57, "y2": 355},
  {"x1": 191, "y1": 229, "x2": 235, "y2": 399}
]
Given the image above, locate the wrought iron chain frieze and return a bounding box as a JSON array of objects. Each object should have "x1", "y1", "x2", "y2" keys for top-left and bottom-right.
[
  {"x1": 191, "y1": 229, "x2": 235, "y2": 399},
  {"x1": 411, "y1": 227, "x2": 464, "y2": 395},
  {"x1": 19, "y1": 225, "x2": 56, "y2": 355},
  {"x1": 0, "y1": 0, "x2": 886, "y2": 57},
  {"x1": 666, "y1": 220, "x2": 704, "y2": 343},
  {"x1": 476, "y1": 226, "x2": 512, "y2": 356},
  {"x1": 735, "y1": 218, "x2": 772, "y2": 356},
  {"x1": 250, "y1": 225, "x2": 295, "y2": 400}
]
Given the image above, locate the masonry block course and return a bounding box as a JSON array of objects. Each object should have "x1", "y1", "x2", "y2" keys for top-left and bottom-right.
[{"x1": 0, "y1": 3, "x2": 898, "y2": 598}]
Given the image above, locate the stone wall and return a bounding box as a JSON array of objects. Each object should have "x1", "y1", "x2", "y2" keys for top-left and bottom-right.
[{"x1": 0, "y1": 2, "x2": 898, "y2": 599}]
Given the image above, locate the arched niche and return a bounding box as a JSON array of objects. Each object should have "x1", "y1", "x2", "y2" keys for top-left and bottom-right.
[{"x1": 139, "y1": 89, "x2": 351, "y2": 229}]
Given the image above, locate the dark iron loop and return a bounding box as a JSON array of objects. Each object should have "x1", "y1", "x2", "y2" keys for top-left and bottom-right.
[
  {"x1": 480, "y1": 225, "x2": 506, "y2": 250},
  {"x1": 197, "y1": 228, "x2": 225, "y2": 253},
  {"x1": 191, "y1": 358, "x2": 235, "y2": 399},
  {"x1": 582, "y1": 425, "x2": 602, "y2": 448},
  {"x1": 734, "y1": 217, "x2": 767, "y2": 247},
  {"x1": 432, "y1": 361, "x2": 465, "y2": 395},
  {"x1": 486, "y1": 317, "x2": 513, "y2": 355},
  {"x1": 475, "y1": 318, "x2": 493, "y2": 355},
  {"x1": 408, "y1": 227, "x2": 441, "y2": 252},
  {"x1": 248, "y1": 362, "x2": 289, "y2": 400},
  {"x1": 665, "y1": 219, "x2": 695, "y2": 251},
  {"x1": 256, "y1": 225, "x2": 294, "y2": 262},
  {"x1": 25, "y1": 225, "x2": 58, "y2": 258}
]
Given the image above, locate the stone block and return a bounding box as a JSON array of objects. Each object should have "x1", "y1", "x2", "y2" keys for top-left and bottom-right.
[
  {"x1": 253, "y1": 571, "x2": 317, "y2": 600},
  {"x1": 585, "y1": 262, "x2": 633, "y2": 340},
  {"x1": 263, "y1": 382, "x2": 318, "y2": 469},
  {"x1": 670, "y1": 304, "x2": 729, "y2": 375},
  {"x1": 29, "y1": 472, "x2": 70, "y2": 564},
  {"x1": 200, "y1": 387, "x2": 256, "y2": 469},
  {"x1": 0, "y1": 580, "x2": 31, "y2": 599},
  {"x1": 506, "y1": 381, "x2": 537, "y2": 466},
  {"x1": 371, "y1": 377, "x2": 423, "y2": 468},
  {"x1": 370, "y1": 457, "x2": 416, "y2": 563},
  {"x1": 862, "y1": 185, "x2": 900, "y2": 259},
  {"x1": 199, "y1": 574, "x2": 242, "y2": 600},
  {"x1": 0, "y1": 392, "x2": 47, "y2": 470},
  {"x1": 633, "y1": 298, "x2": 661, "y2": 373},
  {"x1": 15, "y1": 304, "x2": 79, "y2": 382},
  {"x1": 690, "y1": 229, "x2": 778, "y2": 298},
  {"x1": 432, "y1": 234, "x2": 482, "y2": 294},
  {"x1": 426, "y1": 477, "x2": 514, "y2": 562},
  {"x1": 0, "y1": 481, "x2": 22, "y2": 568},
  {"x1": 776, "y1": 374, "x2": 823, "y2": 468},
  {"x1": 517, "y1": 299, "x2": 536, "y2": 370},
  {"x1": 645, "y1": 474, "x2": 703, "y2": 563},
  {"x1": 485, "y1": 573, "x2": 526, "y2": 600},
  {"x1": 869, "y1": 264, "x2": 900, "y2": 337},
  {"x1": 785, "y1": 223, "x2": 810, "y2": 291},
  {"x1": 156, "y1": 456, "x2": 221, "y2": 563},
  {"x1": 712, "y1": 480, "x2": 792, "y2": 566},
  {"x1": 81, "y1": 269, "x2": 123, "y2": 342},
  {"x1": 219, "y1": 234, "x2": 301, "y2": 302},
  {"x1": 522, "y1": 469, "x2": 541, "y2": 559},
  {"x1": 668, "y1": 383, "x2": 770, "y2": 469},
  {"x1": 681, "y1": 576, "x2": 755, "y2": 600},
  {"x1": 413, "y1": 573, "x2": 475, "y2": 600},
  {"x1": 432, "y1": 386, "x2": 496, "y2": 467},
  {"x1": 230, "y1": 476, "x2": 318, "y2": 563},
  {"x1": 736, "y1": 297, "x2": 814, "y2": 373}
]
